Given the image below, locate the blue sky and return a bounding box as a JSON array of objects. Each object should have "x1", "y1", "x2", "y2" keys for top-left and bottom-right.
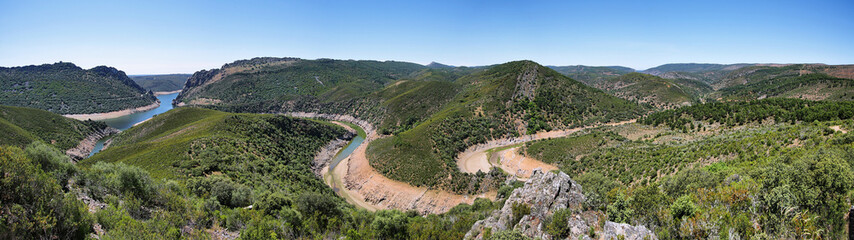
[{"x1": 1, "y1": 0, "x2": 852, "y2": 74}]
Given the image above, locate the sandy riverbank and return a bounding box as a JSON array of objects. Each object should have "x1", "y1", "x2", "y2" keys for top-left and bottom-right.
[
  {"x1": 284, "y1": 112, "x2": 495, "y2": 214},
  {"x1": 456, "y1": 119, "x2": 637, "y2": 176},
  {"x1": 63, "y1": 101, "x2": 160, "y2": 121},
  {"x1": 153, "y1": 90, "x2": 182, "y2": 96}
]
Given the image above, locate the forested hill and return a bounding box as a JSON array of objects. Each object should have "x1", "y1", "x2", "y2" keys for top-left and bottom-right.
[
  {"x1": 172, "y1": 58, "x2": 646, "y2": 193},
  {"x1": 0, "y1": 62, "x2": 157, "y2": 114},
  {"x1": 367, "y1": 60, "x2": 644, "y2": 193},
  {"x1": 174, "y1": 57, "x2": 426, "y2": 110},
  {"x1": 130, "y1": 74, "x2": 191, "y2": 92}
]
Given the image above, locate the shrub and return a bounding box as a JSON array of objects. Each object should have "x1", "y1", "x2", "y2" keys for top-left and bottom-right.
[
  {"x1": 24, "y1": 141, "x2": 75, "y2": 184},
  {"x1": 371, "y1": 210, "x2": 409, "y2": 239},
  {"x1": 296, "y1": 192, "x2": 340, "y2": 218},
  {"x1": 510, "y1": 202, "x2": 531, "y2": 228},
  {"x1": 546, "y1": 208, "x2": 574, "y2": 238},
  {"x1": 670, "y1": 195, "x2": 696, "y2": 220}
]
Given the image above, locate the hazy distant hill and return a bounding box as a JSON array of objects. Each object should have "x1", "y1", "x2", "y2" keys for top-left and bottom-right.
[
  {"x1": 716, "y1": 64, "x2": 854, "y2": 101},
  {"x1": 0, "y1": 62, "x2": 156, "y2": 114},
  {"x1": 642, "y1": 63, "x2": 755, "y2": 87},
  {"x1": 547, "y1": 66, "x2": 711, "y2": 108},
  {"x1": 426, "y1": 61, "x2": 454, "y2": 68},
  {"x1": 130, "y1": 74, "x2": 191, "y2": 92},
  {"x1": 548, "y1": 65, "x2": 634, "y2": 87},
  {"x1": 599, "y1": 73, "x2": 703, "y2": 109}
]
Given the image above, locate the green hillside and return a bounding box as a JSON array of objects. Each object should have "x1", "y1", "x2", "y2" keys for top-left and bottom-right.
[
  {"x1": 177, "y1": 58, "x2": 644, "y2": 193},
  {"x1": 718, "y1": 73, "x2": 854, "y2": 101},
  {"x1": 603, "y1": 73, "x2": 701, "y2": 109},
  {"x1": 367, "y1": 61, "x2": 644, "y2": 193},
  {"x1": 69, "y1": 106, "x2": 506, "y2": 239},
  {"x1": 82, "y1": 107, "x2": 349, "y2": 179},
  {"x1": 0, "y1": 105, "x2": 108, "y2": 150},
  {"x1": 130, "y1": 74, "x2": 191, "y2": 92},
  {"x1": 518, "y1": 99, "x2": 854, "y2": 238},
  {"x1": 0, "y1": 62, "x2": 157, "y2": 114},
  {"x1": 175, "y1": 57, "x2": 426, "y2": 114}
]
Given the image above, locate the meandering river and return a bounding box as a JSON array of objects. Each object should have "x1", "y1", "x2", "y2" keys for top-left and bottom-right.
[{"x1": 87, "y1": 92, "x2": 179, "y2": 157}]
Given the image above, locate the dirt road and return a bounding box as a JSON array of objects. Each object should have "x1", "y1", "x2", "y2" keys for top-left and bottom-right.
[{"x1": 456, "y1": 119, "x2": 637, "y2": 177}]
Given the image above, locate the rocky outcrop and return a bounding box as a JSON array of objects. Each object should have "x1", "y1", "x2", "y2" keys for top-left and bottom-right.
[
  {"x1": 312, "y1": 136, "x2": 353, "y2": 178},
  {"x1": 65, "y1": 127, "x2": 119, "y2": 161},
  {"x1": 282, "y1": 112, "x2": 376, "y2": 136},
  {"x1": 466, "y1": 169, "x2": 656, "y2": 240},
  {"x1": 176, "y1": 57, "x2": 302, "y2": 105}
]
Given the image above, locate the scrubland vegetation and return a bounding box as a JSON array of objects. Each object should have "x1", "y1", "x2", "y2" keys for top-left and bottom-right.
[{"x1": 0, "y1": 62, "x2": 157, "y2": 114}]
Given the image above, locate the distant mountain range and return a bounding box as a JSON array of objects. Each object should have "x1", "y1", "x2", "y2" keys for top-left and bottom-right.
[{"x1": 548, "y1": 63, "x2": 854, "y2": 106}]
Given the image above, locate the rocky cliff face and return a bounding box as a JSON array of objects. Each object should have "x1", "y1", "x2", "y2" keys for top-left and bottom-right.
[
  {"x1": 65, "y1": 127, "x2": 119, "y2": 161},
  {"x1": 466, "y1": 170, "x2": 656, "y2": 240}
]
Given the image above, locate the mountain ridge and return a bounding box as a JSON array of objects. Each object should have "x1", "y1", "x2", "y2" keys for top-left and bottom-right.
[{"x1": 0, "y1": 62, "x2": 156, "y2": 114}]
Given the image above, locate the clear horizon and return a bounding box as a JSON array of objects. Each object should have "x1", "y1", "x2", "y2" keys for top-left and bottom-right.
[{"x1": 1, "y1": 0, "x2": 852, "y2": 75}]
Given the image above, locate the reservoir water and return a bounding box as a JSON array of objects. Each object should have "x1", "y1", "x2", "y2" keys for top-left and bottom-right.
[
  {"x1": 87, "y1": 92, "x2": 179, "y2": 157},
  {"x1": 328, "y1": 135, "x2": 365, "y2": 170}
]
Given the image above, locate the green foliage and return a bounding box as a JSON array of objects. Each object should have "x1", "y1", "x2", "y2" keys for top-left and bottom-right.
[
  {"x1": 575, "y1": 172, "x2": 622, "y2": 210},
  {"x1": 0, "y1": 146, "x2": 93, "y2": 239},
  {"x1": 523, "y1": 130, "x2": 624, "y2": 165},
  {"x1": 0, "y1": 62, "x2": 156, "y2": 114},
  {"x1": 642, "y1": 98, "x2": 854, "y2": 130},
  {"x1": 370, "y1": 210, "x2": 409, "y2": 239},
  {"x1": 25, "y1": 141, "x2": 76, "y2": 185},
  {"x1": 531, "y1": 104, "x2": 854, "y2": 238},
  {"x1": 545, "y1": 208, "x2": 574, "y2": 238},
  {"x1": 510, "y1": 202, "x2": 531, "y2": 228},
  {"x1": 606, "y1": 192, "x2": 634, "y2": 223},
  {"x1": 186, "y1": 175, "x2": 252, "y2": 207},
  {"x1": 82, "y1": 162, "x2": 157, "y2": 204},
  {"x1": 487, "y1": 229, "x2": 533, "y2": 240},
  {"x1": 670, "y1": 195, "x2": 696, "y2": 220},
  {"x1": 177, "y1": 58, "x2": 425, "y2": 116},
  {"x1": 719, "y1": 72, "x2": 854, "y2": 101},
  {"x1": 296, "y1": 192, "x2": 341, "y2": 221},
  {"x1": 0, "y1": 105, "x2": 109, "y2": 150},
  {"x1": 369, "y1": 60, "x2": 643, "y2": 193}
]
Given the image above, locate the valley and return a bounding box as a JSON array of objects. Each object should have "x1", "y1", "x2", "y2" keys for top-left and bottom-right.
[
  {"x1": 2, "y1": 58, "x2": 853, "y2": 240},
  {"x1": 4, "y1": 2, "x2": 852, "y2": 239}
]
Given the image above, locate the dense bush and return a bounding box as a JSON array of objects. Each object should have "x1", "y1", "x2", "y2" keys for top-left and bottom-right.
[{"x1": 0, "y1": 146, "x2": 93, "y2": 239}]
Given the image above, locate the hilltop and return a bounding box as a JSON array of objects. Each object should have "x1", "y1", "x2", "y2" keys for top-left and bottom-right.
[
  {"x1": 0, "y1": 62, "x2": 157, "y2": 114},
  {"x1": 130, "y1": 74, "x2": 191, "y2": 93},
  {"x1": 174, "y1": 57, "x2": 425, "y2": 114}
]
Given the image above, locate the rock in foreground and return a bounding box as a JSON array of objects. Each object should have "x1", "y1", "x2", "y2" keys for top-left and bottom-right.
[{"x1": 466, "y1": 169, "x2": 656, "y2": 240}]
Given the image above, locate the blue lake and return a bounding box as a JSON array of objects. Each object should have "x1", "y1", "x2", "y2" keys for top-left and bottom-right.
[
  {"x1": 328, "y1": 135, "x2": 365, "y2": 170},
  {"x1": 88, "y1": 92, "x2": 179, "y2": 157}
]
